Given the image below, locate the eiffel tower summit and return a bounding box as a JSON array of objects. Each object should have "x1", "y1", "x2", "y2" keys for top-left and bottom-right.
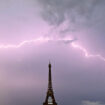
[{"x1": 43, "y1": 62, "x2": 57, "y2": 105}]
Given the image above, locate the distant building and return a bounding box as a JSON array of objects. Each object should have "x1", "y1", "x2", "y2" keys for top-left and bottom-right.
[{"x1": 43, "y1": 62, "x2": 57, "y2": 105}]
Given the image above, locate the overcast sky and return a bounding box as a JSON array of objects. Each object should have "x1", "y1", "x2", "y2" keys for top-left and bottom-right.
[{"x1": 0, "y1": 0, "x2": 105, "y2": 105}]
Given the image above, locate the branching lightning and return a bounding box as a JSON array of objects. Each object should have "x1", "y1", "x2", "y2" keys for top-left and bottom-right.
[
  {"x1": 0, "y1": 37, "x2": 105, "y2": 62},
  {"x1": 71, "y1": 43, "x2": 105, "y2": 61}
]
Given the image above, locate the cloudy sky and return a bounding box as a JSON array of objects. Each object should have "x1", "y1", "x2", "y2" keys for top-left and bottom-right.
[{"x1": 0, "y1": 0, "x2": 105, "y2": 105}]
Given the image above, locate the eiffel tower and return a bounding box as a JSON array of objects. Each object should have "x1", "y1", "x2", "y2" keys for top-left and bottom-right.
[{"x1": 43, "y1": 62, "x2": 57, "y2": 105}]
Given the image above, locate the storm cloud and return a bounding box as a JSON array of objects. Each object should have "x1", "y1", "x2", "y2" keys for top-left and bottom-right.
[{"x1": 38, "y1": 0, "x2": 105, "y2": 32}]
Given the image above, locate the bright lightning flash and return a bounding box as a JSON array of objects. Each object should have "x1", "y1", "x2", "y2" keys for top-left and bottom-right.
[
  {"x1": 0, "y1": 37, "x2": 50, "y2": 48},
  {"x1": 0, "y1": 37, "x2": 105, "y2": 62},
  {"x1": 71, "y1": 43, "x2": 105, "y2": 61}
]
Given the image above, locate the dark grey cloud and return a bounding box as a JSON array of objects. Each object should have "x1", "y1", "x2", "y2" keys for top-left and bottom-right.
[
  {"x1": 38, "y1": 0, "x2": 105, "y2": 31},
  {"x1": 61, "y1": 38, "x2": 77, "y2": 44},
  {"x1": 38, "y1": 0, "x2": 105, "y2": 55}
]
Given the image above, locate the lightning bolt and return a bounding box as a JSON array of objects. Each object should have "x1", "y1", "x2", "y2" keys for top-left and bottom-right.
[
  {"x1": 0, "y1": 37, "x2": 74, "y2": 48},
  {"x1": 71, "y1": 43, "x2": 105, "y2": 61},
  {"x1": 0, "y1": 37, "x2": 50, "y2": 49},
  {"x1": 0, "y1": 37, "x2": 105, "y2": 62}
]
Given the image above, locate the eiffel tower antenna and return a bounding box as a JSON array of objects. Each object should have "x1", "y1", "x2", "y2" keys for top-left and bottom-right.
[{"x1": 48, "y1": 61, "x2": 52, "y2": 90}]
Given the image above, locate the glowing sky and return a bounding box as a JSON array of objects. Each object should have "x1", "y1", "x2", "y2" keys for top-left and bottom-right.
[{"x1": 0, "y1": 0, "x2": 105, "y2": 105}]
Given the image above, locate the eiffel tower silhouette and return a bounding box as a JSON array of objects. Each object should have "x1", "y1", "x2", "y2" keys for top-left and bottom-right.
[{"x1": 43, "y1": 62, "x2": 57, "y2": 105}]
